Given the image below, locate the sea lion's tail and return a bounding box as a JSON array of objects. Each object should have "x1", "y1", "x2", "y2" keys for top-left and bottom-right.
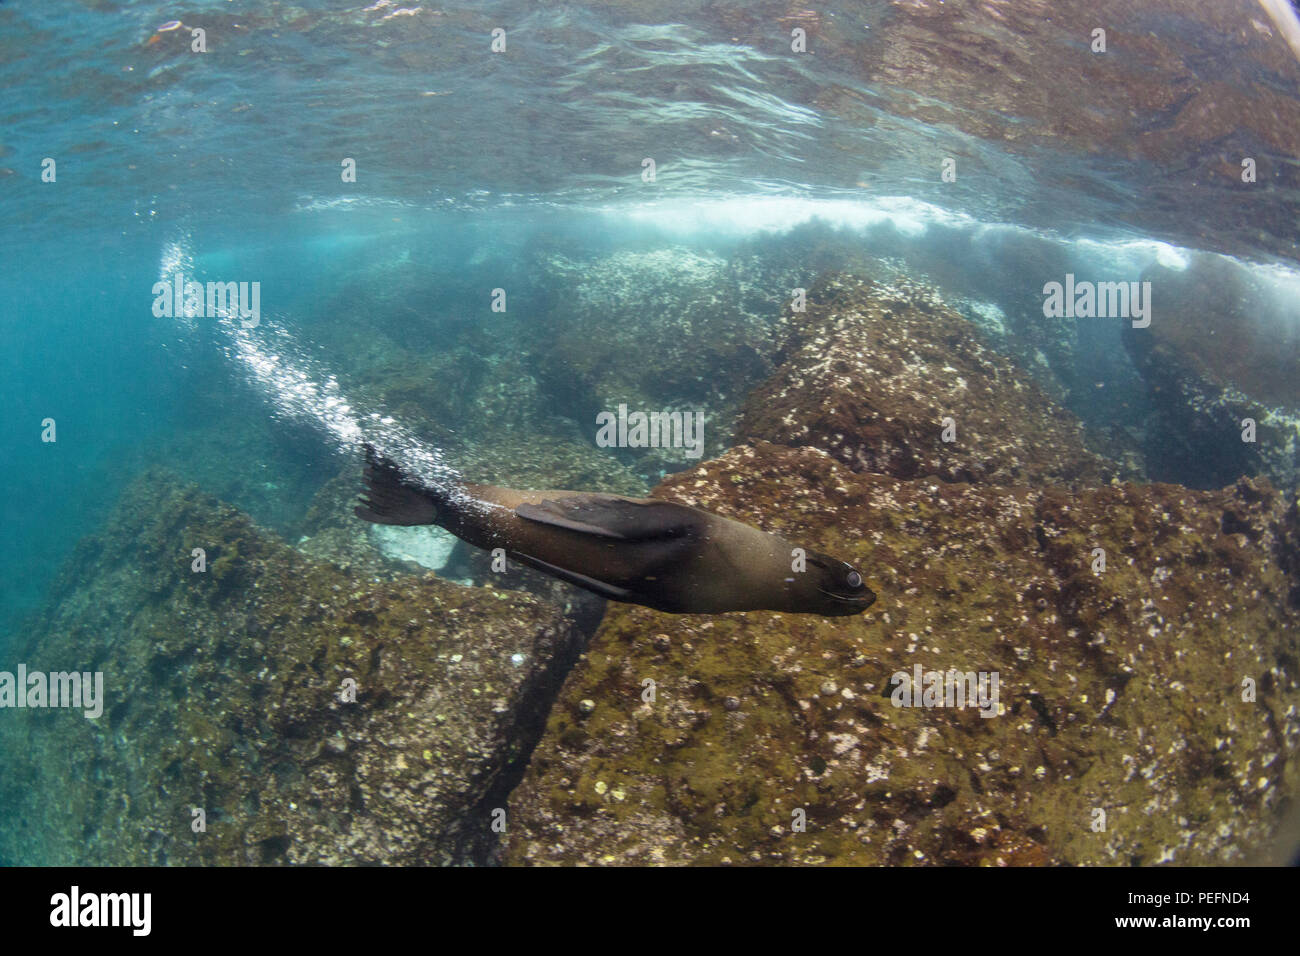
[{"x1": 354, "y1": 443, "x2": 444, "y2": 526}]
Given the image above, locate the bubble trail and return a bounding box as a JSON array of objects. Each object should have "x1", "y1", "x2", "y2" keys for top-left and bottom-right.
[{"x1": 158, "y1": 239, "x2": 487, "y2": 516}]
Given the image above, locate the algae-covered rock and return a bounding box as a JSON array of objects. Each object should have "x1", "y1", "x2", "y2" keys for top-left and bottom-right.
[
  {"x1": 739, "y1": 276, "x2": 1127, "y2": 487},
  {"x1": 526, "y1": 247, "x2": 798, "y2": 466},
  {"x1": 504, "y1": 443, "x2": 1300, "y2": 865},
  {"x1": 0, "y1": 470, "x2": 587, "y2": 866}
]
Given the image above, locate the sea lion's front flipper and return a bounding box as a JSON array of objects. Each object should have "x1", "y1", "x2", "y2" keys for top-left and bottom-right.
[
  {"x1": 510, "y1": 551, "x2": 635, "y2": 601},
  {"x1": 515, "y1": 496, "x2": 694, "y2": 541}
]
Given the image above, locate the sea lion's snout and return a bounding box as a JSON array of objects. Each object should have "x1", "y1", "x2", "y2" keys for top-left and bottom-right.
[
  {"x1": 804, "y1": 551, "x2": 877, "y2": 616},
  {"x1": 817, "y1": 583, "x2": 877, "y2": 616}
]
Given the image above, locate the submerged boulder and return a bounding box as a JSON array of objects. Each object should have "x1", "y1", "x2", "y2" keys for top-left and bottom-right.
[
  {"x1": 739, "y1": 276, "x2": 1129, "y2": 486},
  {"x1": 0, "y1": 470, "x2": 588, "y2": 865},
  {"x1": 1124, "y1": 256, "x2": 1300, "y2": 491},
  {"x1": 525, "y1": 246, "x2": 799, "y2": 469},
  {"x1": 504, "y1": 442, "x2": 1300, "y2": 865}
]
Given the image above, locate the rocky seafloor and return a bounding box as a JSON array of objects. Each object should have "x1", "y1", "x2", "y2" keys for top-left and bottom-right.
[
  {"x1": 503, "y1": 446, "x2": 1298, "y2": 865},
  {"x1": 2, "y1": 261, "x2": 1297, "y2": 866},
  {"x1": 0, "y1": 472, "x2": 592, "y2": 865}
]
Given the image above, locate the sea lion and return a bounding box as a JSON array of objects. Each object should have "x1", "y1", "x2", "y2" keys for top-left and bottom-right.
[{"x1": 353, "y1": 445, "x2": 876, "y2": 616}]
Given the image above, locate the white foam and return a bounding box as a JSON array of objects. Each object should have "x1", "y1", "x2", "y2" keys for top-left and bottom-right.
[{"x1": 602, "y1": 194, "x2": 974, "y2": 238}]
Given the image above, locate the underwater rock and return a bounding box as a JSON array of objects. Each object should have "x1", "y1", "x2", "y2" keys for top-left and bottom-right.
[
  {"x1": 1124, "y1": 257, "x2": 1300, "y2": 491},
  {"x1": 739, "y1": 276, "x2": 1128, "y2": 485},
  {"x1": 526, "y1": 247, "x2": 799, "y2": 468},
  {"x1": 503, "y1": 442, "x2": 1300, "y2": 865},
  {"x1": 304, "y1": 245, "x2": 786, "y2": 490},
  {"x1": 0, "y1": 470, "x2": 587, "y2": 865},
  {"x1": 340, "y1": 348, "x2": 651, "y2": 495}
]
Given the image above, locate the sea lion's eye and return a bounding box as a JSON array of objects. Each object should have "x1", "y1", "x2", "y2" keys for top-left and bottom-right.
[{"x1": 846, "y1": 571, "x2": 862, "y2": 589}]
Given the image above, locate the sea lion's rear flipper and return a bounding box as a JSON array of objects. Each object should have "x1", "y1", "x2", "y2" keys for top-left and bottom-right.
[
  {"x1": 354, "y1": 443, "x2": 441, "y2": 526},
  {"x1": 510, "y1": 551, "x2": 635, "y2": 601},
  {"x1": 515, "y1": 496, "x2": 694, "y2": 541}
]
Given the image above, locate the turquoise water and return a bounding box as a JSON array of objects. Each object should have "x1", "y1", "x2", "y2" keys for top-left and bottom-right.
[
  {"x1": 4, "y1": 1, "x2": 1297, "y2": 636},
  {"x1": 2, "y1": 1, "x2": 1299, "y2": 865}
]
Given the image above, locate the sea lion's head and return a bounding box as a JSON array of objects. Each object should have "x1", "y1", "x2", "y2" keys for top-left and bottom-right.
[{"x1": 797, "y1": 549, "x2": 877, "y2": 616}]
